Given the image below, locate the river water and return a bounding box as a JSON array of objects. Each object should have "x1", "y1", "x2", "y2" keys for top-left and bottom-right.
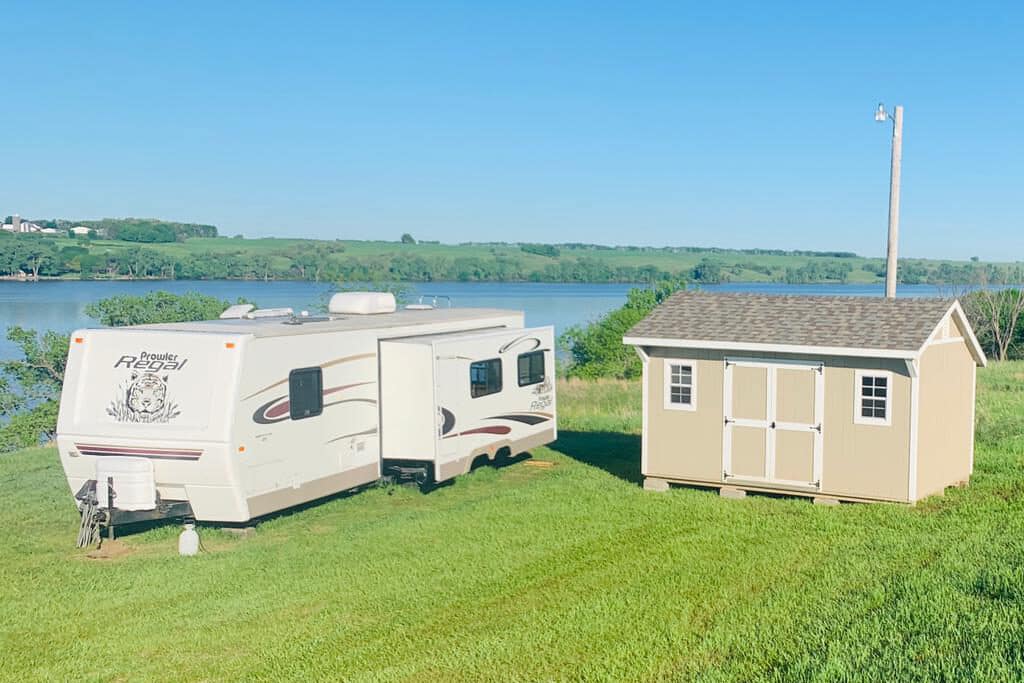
[{"x1": 0, "y1": 280, "x2": 954, "y2": 360}]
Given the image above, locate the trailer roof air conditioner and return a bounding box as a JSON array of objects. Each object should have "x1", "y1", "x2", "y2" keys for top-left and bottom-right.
[{"x1": 328, "y1": 292, "x2": 397, "y2": 315}]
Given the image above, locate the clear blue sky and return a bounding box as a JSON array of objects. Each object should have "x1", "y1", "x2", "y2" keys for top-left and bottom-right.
[{"x1": 2, "y1": 2, "x2": 1021, "y2": 259}]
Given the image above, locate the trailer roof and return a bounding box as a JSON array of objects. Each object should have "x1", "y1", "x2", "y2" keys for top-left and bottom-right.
[{"x1": 124, "y1": 307, "x2": 522, "y2": 338}]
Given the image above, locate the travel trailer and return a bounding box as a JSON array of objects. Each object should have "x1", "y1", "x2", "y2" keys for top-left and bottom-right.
[{"x1": 57, "y1": 293, "x2": 556, "y2": 542}]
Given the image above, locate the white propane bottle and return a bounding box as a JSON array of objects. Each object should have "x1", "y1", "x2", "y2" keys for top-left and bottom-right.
[{"x1": 178, "y1": 523, "x2": 200, "y2": 556}]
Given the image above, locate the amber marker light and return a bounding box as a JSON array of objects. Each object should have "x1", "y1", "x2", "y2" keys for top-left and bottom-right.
[
  {"x1": 238, "y1": 445, "x2": 246, "y2": 453},
  {"x1": 225, "y1": 342, "x2": 236, "y2": 349},
  {"x1": 73, "y1": 337, "x2": 84, "y2": 344}
]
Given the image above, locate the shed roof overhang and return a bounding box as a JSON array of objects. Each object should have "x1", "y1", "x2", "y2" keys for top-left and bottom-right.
[{"x1": 624, "y1": 300, "x2": 988, "y2": 368}]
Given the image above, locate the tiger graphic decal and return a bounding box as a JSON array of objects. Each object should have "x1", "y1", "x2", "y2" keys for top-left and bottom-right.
[{"x1": 107, "y1": 372, "x2": 181, "y2": 424}]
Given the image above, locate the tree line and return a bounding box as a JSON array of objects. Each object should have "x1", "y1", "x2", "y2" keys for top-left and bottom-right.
[{"x1": 2, "y1": 231, "x2": 1017, "y2": 286}]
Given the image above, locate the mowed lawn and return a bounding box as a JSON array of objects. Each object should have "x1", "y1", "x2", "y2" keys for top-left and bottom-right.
[{"x1": 2, "y1": 368, "x2": 1024, "y2": 681}]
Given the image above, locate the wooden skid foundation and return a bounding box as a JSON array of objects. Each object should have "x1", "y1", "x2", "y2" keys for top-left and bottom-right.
[{"x1": 641, "y1": 476, "x2": 917, "y2": 505}]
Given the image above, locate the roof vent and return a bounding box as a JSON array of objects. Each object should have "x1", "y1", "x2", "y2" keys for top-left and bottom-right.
[
  {"x1": 328, "y1": 292, "x2": 396, "y2": 315},
  {"x1": 245, "y1": 307, "x2": 294, "y2": 319},
  {"x1": 220, "y1": 304, "x2": 255, "y2": 319}
]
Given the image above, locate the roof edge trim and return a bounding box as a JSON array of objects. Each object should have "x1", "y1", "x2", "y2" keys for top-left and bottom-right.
[{"x1": 622, "y1": 336, "x2": 918, "y2": 361}]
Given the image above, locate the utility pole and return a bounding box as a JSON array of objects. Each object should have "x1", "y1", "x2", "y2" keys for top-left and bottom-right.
[{"x1": 876, "y1": 104, "x2": 903, "y2": 299}]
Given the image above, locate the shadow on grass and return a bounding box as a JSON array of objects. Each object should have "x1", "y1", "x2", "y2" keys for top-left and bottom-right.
[
  {"x1": 549, "y1": 431, "x2": 642, "y2": 484},
  {"x1": 93, "y1": 452, "x2": 536, "y2": 542}
]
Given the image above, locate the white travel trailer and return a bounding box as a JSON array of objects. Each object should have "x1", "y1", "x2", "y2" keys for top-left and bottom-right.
[{"x1": 56, "y1": 293, "x2": 556, "y2": 539}]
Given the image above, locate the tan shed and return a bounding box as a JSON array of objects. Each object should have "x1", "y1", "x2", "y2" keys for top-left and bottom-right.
[{"x1": 623, "y1": 292, "x2": 986, "y2": 504}]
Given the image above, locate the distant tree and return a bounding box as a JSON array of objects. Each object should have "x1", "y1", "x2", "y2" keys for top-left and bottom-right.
[
  {"x1": 401, "y1": 233, "x2": 416, "y2": 244},
  {"x1": 521, "y1": 243, "x2": 560, "y2": 258},
  {"x1": 691, "y1": 258, "x2": 723, "y2": 284},
  {"x1": 961, "y1": 267, "x2": 1024, "y2": 361}
]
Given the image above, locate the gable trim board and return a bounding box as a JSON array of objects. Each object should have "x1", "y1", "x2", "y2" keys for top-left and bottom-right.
[
  {"x1": 908, "y1": 369, "x2": 920, "y2": 502},
  {"x1": 634, "y1": 346, "x2": 650, "y2": 475}
]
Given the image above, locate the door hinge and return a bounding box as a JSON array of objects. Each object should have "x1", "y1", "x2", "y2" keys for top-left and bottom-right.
[{"x1": 770, "y1": 421, "x2": 776, "y2": 429}]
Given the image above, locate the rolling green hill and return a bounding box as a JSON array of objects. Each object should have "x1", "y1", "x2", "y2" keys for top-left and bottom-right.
[{"x1": 2, "y1": 229, "x2": 1014, "y2": 285}]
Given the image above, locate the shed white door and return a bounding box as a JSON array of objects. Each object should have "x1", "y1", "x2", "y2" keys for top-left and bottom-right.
[{"x1": 723, "y1": 359, "x2": 823, "y2": 489}]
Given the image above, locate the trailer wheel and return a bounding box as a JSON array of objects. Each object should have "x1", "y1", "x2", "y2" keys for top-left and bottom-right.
[{"x1": 495, "y1": 446, "x2": 513, "y2": 466}]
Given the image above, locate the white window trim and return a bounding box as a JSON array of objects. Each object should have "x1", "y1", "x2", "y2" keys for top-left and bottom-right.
[
  {"x1": 854, "y1": 369, "x2": 892, "y2": 427},
  {"x1": 663, "y1": 360, "x2": 697, "y2": 411}
]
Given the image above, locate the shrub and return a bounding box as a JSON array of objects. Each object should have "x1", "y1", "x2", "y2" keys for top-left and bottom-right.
[{"x1": 560, "y1": 281, "x2": 685, "y2": 380}]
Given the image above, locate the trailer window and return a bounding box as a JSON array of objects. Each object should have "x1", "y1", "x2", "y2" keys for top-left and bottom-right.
[
  {"x1": 470, "y1": 359, "x2": 502, "y2": 398},
  {"x1": 517, "y1": 351, "x2": 545, "y2": 387},
  {"x1": 289, "y1": 367, "x2": 323, "y2": 420}
]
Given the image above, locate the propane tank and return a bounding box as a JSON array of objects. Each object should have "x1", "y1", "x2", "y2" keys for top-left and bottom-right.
[{"x1": 178, "y1": 522, "x2": 200, "y2": 556}]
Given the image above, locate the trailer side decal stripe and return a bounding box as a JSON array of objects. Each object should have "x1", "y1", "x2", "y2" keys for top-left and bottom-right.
[
  {"x1": 443, "y1": 425, "x2": 512, "y2": 439},
  {"x1": 325, "y1": 427, "x2": 378, "y2": 444},
  {"x1": 241, "y1": 353, "x2": 377, "y2": 401},
  {"x1": 75, "y1": 443, "x2": 203, "y2": 460},
  {"x1": 485, "y1": 414, "x2": 551, "y2": 426}
]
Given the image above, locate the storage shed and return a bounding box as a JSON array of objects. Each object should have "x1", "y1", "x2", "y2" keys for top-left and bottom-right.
[{"x1": 623, "y1": 292, "x2": 986, "y2": 503}]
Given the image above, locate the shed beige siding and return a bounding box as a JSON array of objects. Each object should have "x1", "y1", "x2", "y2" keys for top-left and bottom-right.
[
  {"x1": 820, "y1": 358, "x2": 911, "y2": 502},
  {"x1": 644, "y1": 349, "x2": 913, "y2": 502},
  {"x1": 646, "y1": 349, "x2": 724, "y2": 482},
  {"x1": 916, "y1": 337, "x2": 975, "y2": 499}
]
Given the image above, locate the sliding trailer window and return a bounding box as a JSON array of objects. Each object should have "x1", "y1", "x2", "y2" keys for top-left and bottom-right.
[
  {"x1": 470, "y1": 358, "x2": 502, "y2": 398},
  {"x1": 517, "y1": 350, "x2": 546, "y2": 387}
]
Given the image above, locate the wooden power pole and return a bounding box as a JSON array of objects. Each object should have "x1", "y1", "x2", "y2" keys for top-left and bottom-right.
[{"x1": 884, "y1": 105, "x2": 903, "y2": 299}]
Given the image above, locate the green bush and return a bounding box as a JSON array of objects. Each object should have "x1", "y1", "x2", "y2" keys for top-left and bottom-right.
[
  {"x1": 0, "y1": 401, "x2": 59, "y2": 451},
  {"x1": 560, "y1": 281, "x2": 685, "y2": 379},
  {"x1": 84, "y1": 291, "x2": 242, "y2": 326}
]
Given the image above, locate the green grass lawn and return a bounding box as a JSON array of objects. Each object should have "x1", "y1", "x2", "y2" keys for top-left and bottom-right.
[{"x1": 2, "y1": 367, "x2": 1024, "y2": 681}]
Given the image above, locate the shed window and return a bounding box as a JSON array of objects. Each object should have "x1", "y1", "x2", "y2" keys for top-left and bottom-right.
[
  {"x1": 855, "y1": 371, "x2": 891, "y2": 426},
  {"x1": 289, "y1": 367, "x2": 323, "y2": 420},
  {"x1": 664, "y1": 361, "x2": 697, "y2": 411},
  {"x1": 517, "y1": 351, "x2": 546, "y2": 387},
  {"x1": 470, "y1": 358, "x2": 502, "y2": 398}
]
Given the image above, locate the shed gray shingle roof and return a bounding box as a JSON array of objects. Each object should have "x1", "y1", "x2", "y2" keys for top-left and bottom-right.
[{"x1": 625, "y1": 291, "x2": 955, "y2": 353}]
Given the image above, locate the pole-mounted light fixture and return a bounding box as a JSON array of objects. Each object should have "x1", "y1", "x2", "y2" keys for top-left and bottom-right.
[
  {"x1": 875, "y1": 102, "x2": 904, "y2": 299},
  {"x1": 874, "y1": 102, "x2": 889, "y2": 123}
]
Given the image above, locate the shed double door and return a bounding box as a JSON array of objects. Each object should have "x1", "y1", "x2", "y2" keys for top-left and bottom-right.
[{"x1": 722, "y1": 359, "x2": 823, "y2": 489}]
